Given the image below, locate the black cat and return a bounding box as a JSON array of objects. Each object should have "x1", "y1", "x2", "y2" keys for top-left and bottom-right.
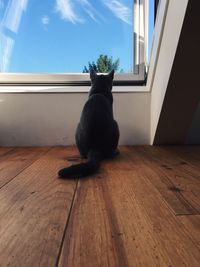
[{"x1": 58, "y1": 69, "x2": 119, "y2": 178}]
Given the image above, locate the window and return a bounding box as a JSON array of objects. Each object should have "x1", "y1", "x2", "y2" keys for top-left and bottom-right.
[{"x1": 0, "y1": 0, "x2": 154, "y2": 85}]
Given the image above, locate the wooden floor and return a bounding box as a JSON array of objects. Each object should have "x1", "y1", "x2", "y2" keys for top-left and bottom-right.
[{"x1": 0, "y1": 146, "x2": 200, "y2": 267}]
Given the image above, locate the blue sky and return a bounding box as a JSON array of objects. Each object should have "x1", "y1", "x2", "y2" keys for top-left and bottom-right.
[{"x1": 0, "y1": 0, "x2": 154, "y2": 73}]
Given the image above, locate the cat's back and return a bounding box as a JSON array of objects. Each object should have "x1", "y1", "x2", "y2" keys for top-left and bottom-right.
[
  {"x1": 76, "y1": 70, "x2": 119, "y2": 157},
  {"x1": 82, "y1": 93, "x2": 113, "y2": 121}
]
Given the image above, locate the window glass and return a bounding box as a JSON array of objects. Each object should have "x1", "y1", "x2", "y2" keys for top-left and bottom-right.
[
  {"x1": 148, "y1": 0, "x2": 155, "y2": 61},
  {"x1": 0, "y1": 0, "x2": 135, "y2": 73},
  {"x1": 0, "y1": 0, "x2": 154, "y2": 75}
]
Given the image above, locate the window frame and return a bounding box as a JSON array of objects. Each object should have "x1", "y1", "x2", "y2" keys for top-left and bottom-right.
[{"x1": 0, "y1": 0, "x2": 149, "y2": 86}]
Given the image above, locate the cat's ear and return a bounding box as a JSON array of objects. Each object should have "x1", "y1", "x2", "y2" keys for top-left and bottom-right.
[
  {"x1": 108, "y1": 69, "x2": 115, "y2": 80},
  {"x1": 90, "y1": 68, "x2": 97, "y2": 82}
]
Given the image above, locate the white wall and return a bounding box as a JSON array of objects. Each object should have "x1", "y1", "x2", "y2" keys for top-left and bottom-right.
[{"x1": 0, "y1": 92, "x2": 150, "y2": 146}]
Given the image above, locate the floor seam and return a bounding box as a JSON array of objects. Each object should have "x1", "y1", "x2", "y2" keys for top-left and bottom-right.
[
  {"x1": 55, "y1": 179, "x2": 79, "y2": 267},
  {"x1": 0, "y1": 147, "x2": 52, "y2": 191}
]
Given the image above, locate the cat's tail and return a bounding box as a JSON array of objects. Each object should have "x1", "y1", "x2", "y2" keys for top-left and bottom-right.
[{"x1": 58, "y1": 150, "x2": 101, "y2": 179}]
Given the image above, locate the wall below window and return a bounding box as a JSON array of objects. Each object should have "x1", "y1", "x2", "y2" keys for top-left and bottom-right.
[{"x1": 0, "y1": 92, "x2": 150, "y2": 146}]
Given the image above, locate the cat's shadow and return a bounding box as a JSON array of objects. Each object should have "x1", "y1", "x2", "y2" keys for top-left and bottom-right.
[
  {"x1": 64, "y1": 155, "x2": 83, "y2": 162},
  {"x1": 64, "y1": 149, "x2": 120, "y2": 163}
]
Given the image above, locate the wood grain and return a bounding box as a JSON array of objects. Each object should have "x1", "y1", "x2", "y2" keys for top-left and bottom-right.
[
  {"x1": 178, "y1": 215, "x2": 200, "y2": 250},
  {"x1": 0, "y1": 147, "x2": 77, "y2": 267},
  {"x1": 0, "y1": 146, "x2": 200, "y2": 267},
  {"x1": 0, "y1": 147, "x2": 15, "y2": 158},
  {"x1": 167, "y1": 146, "x2": 200, "y2": 170},
  {"x1": 59, "y1": 147, "x2": 149, "y2": 267},
  {"x1": 59, "y1": 145, "x2": 200, "y2": 267},
  {"x1": 101, "y1": 171, "x2": 173, "y2": 267},
  {"x1": 58, "y1": 176, "x2": 125, "y2": 267},
  {"x1": 123, "y1": 147, "x2": 196, "y2": 215},
  {"x1": 104, "y1": 169, "x2": 200, "y2": 266},
  {"x1": 59, "y1": 147, "x2": 200, "y2": 267},
  {"x1": 103, "y1": 146, "x2": 136, "y2": 171},
  {"x1": 134, "y1": 146, "x2": 200, "y2": 214},
  {"x1": 0, "y1": 147, "x2": 50, "y2": 189},
  {"x1": 131, "y1": 147, "x2": 199, "y2": 215}
]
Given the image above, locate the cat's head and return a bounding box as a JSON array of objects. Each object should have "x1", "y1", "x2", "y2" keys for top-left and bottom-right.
[{"x1": 89, "y1": 69, "x2": 114, "y2": 104}]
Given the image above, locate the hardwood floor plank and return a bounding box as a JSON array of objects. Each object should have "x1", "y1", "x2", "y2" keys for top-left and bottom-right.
[
  {"x1": 0, "y1": 147, "x2": 77, "y2": 267},
  {"x1": 1, "y1": 146, "x2": 199, "y2": 267},
  {"x1": 122, "y1": 147, "x2": 196, "y2": 215},
  {"x1": 0, "y1": 147, "x2": 50, "y2": 189},
  {"x1": 0, "y1": 147, "x2": 15, "y2": 158},
  {"x1": 134, "y1": 146, "x2": 200, "y2": 215},
  {"x1": 104, "y1": 168, "x2": 200, "y2": 266},
  {"x1": 103, "y1": 146, "x2": 137, "y2": 171},
  {"x1": 167, "y1": 146, "x2": 200, "y2": 171},
  {"x1": 58, "y1": 177, "x2": 125, "y2": 267},
  {"x1": 59, "y1": 146, "x2": 199, "y2": 267},
  {"x1": 177, "y1": 215, "x2": 200, "y2": 250},
  {"x1": 102, "y1": 171, "x2": 173, "y2": 267},
  {"x1": 59, "y1": 147, "x2": 159, "y2": 267}
]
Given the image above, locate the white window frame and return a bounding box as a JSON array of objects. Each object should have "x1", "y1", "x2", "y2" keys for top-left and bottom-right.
[{"x1": 0, "y1": 0, "x2": 148, "y2": 86}]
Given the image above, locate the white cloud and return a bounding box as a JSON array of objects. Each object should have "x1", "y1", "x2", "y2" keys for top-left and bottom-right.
[
  {"x1": 0, "y1": 35, "x2": 14, "y2": 71},
  {"x1": 55, "y1": 0, "x2": 83, "y2": 24},
  {"x1": 0, "y1": 0, "x2": 29, "y2": 72},
  {"x1": 0, "y1": 0, "x2": 4, "y2": 10},
  {"x1": 41, "y1": 15, "x2": 50, "y2": 25},
  {"x1": 78, "y1": 0, "x2": 105, "y2": 23},
  {"x1": 2, "y1": 0, "x2": 28, "y2": 33},
  {"x1": 102, "y1": 0, "x2": 132, "y2": 25},
  {"x1": 78, "y1": 0, "x2": 97, "y2": 22}
]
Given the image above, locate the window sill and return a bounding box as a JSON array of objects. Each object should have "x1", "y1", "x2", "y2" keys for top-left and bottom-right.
[{"x1": 0, "y1": 85, "x2": 150, "y2": 93}]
